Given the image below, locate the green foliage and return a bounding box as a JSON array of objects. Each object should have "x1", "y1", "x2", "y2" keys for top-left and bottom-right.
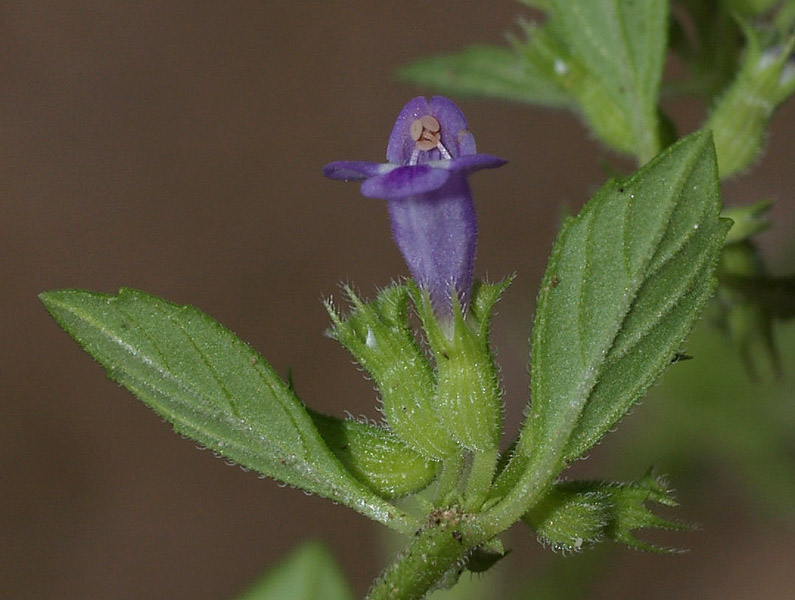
[
  {"x1": 44, "y1": 2, "x2": 795, "y2": 596},
  {"x1": 521, "y1": 130, "x2": 730, "y2": 469},
  {"x1": 401, "y1": 0, "x2": 669, "y2": 163},
  {"x1": 233, "y1": 541, "x2": 353, "y2": 600},
  {"x1": 514, "y1": 23, "x2": 644, "y2": 156},
  {"x1": 524, "y1": 471, "x2": 686, "y2": 553},
  {"x1": 309, "y1": 411, "x2": 438, "y2": 499},
  {"x1": 41, "y1": 126, "x2": 735, "y2": 599},
  {"x1": 543, "y1": 0, "x2": 668, "y2": 161},
  {"x1": 39, "y1": 288, "x2": 417, "y2": 534},
  {"x1": 396, "y1": 45, "x2": 574, "y2": 107},
  {"x1": 715, "y1": 241, "x2": 795, "y2": 378}
]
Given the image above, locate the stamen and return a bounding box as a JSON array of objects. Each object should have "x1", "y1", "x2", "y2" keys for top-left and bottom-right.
[
  {"x1": 409, "y1": 115, "x2": 450, "y2": 159},
  {"x1": 409, "y1": 119, "x2": 424, "y2": 142},
  {"x1": 419, "y1": 115, "x2": 440, "y2": 132}
]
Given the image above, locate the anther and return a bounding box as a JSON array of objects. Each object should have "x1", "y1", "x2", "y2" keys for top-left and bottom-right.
[
  {"x1": 419, "y1": 115, "x2": 440, "y2": 132},
  {"x1": 409, "y1": 119, "x2": 424, "y2": 142},
  {"x1": 410, "y1": 114, "x2": 449, "y2": 156}
]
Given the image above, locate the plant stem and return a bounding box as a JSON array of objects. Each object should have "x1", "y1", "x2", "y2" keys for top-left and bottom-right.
[
  {"x1": 478, "y1": 446, "x2": 563, "y2": 534},
  {"x1": 434, "y1": 452, "x2": 465, "y2": 506},
  {"x1": 365, "y1": 508, "x2": 486, "y2": 600},
  {"x1": 462, "y1": 447, "x2": 498, "y2": 511}
]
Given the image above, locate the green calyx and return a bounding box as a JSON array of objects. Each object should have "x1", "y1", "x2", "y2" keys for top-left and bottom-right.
[
  {"x1": 707, "y1": 22, "x2": 795, "y2": 178},
  {"x1": 523, "y1": 470, "x2": 688, "y2": 553},
  {"x1": 409, "y1": 278, "x2": 512, "y2": 454},
  {"x1": 326, "y1": 279, "x2": 512, "y2": 463},
  {"x1": 325, "y1": 284, "x2": 458, "y2": 459},
  {"x1": 309, "y1": 411, "x2": 439, "y2": 499},
  {"x1": 325, "y1": 279, "x2": 512, "y2": 513}
]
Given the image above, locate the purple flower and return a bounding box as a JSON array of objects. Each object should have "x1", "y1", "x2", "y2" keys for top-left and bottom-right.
[{"x1": 323, "y1": 96, "x2": 506, "y2": 318}]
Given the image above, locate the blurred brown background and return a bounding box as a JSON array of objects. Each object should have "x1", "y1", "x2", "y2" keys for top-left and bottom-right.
[{"x1": 2, "y1": 3, "x2": 794, "y2": 599}]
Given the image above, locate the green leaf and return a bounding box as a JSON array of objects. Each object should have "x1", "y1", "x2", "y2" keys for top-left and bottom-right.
[
  {"x1": 399, "y1": 2, "x2": 668, "y2": 162},
  {"x1": 524, "y1": 130, "x2": 730, "y2": 468},
  {"x1": 40, "y1": 288, "x2": 417, "y2": 533},
  {"x1": 233, "y1": 541, "x2": 353, "y2": 600},
  {"x1": 309, "y1": 411, "x2": 438, "y2": 499},
  {"x1": 398, "y1": 44, "x2": 575, "y2": 107},
  {"x1": 514, "y1": 23, "x2": 637, "y2": 155},
  {"x1": 545, "y1": 0, "x2": 668, "y2": 162}
]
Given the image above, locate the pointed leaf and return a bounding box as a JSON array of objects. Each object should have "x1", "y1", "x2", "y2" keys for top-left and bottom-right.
[
  {"x1": 234, "y1": 541, "x2": 353, "y2": 600},
  {"x1": 523, "y1": 130, "x2": 729, "y2": 468},
  {"x1": 398, "y1": 44, "x2": 575, "y2": 107},
  {"x1": 40, "y1": 288, "x2": 417, "y2": 533}
]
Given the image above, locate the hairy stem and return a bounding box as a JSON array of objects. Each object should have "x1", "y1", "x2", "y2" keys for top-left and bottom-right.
[{"x1": 365, "y1": 507, "x2": 485, "y2": 600}]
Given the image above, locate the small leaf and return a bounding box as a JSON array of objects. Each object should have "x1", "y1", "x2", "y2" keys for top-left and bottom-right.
[
  {"x1": 520, "y1": 130, "x2": 730, "y2": 471},
  {"x1": 309, "y1": 411, "x2": 438, "y2": 499},
  {"x1": 233, "y1": 540, "x2": 353, "y2": 600},
  {"x1": 398, "y1": 44, "x2": 575, "y2": 107},
  {"x1": 40, "y1": 288, "x2": 416, "y2": 533}
]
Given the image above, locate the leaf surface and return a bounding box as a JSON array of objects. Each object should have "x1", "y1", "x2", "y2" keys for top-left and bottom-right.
[
  {"x1": 398, "y1": 44, "x2": 575, "y2": 107},
  {"x1": 234, "y1": 541, "x2": 353, "y2": 600},
  {"x1": 40, "y1": 288, "x2": 415, "y2": 532},
  {"x1": 546, "y1": 0, "x2": 668, "y2": 160},
  {"x1": 525, "y1": 130, "x2": 729, "y2": 466}
]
